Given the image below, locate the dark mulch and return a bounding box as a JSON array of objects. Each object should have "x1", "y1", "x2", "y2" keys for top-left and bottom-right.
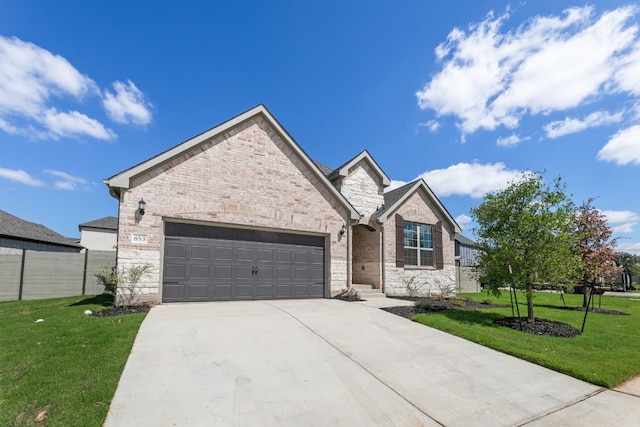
[
  {"x1": 494, "y1": 317, "x2": 581, "y2": 338},
  {"x1": 382, "y1": 296, "x2": 506, "y2": 318},
  {"x1": 382, "y1": 297, "x2": 581, "y2": 338},
  {"x1": 92, "y1": 304, "x2": 151, "y2": 317}
]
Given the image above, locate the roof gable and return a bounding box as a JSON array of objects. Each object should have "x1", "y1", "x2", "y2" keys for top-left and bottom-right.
[
  {"x1": 0, "y1": 210, "x2": 79, "y2": 248},
  {"x1": 104, "y1": 105, "x2": 360, "y2": 220},
  {"x1": 375, "y1": 180, "x2": 461, "y2": 233},
  {"x1": 79, "y1": 216, "x2": 118, "y2": 231},
  {"x1": 328, "y1": 150, "x2": 391, "y2": 187}
]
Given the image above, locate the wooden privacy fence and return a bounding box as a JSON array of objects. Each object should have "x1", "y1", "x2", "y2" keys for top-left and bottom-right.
[{"x1": 0, "y1": 250, "x2": 116, "y2": 301}]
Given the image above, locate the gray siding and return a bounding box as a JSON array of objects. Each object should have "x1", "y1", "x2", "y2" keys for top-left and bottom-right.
[{"x1": 0, "y1": 250, "x2": 116, "y2": 301}]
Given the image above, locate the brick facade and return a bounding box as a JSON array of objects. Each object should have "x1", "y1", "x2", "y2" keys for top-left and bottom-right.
[
  {"x1": 108, "y1": 106, "x2": 459, "y2": 303},
  {"x1": 382, "y1": 191, "x2": 457, "y2": 296},
  {"x1": 115, "y1": 117, "x2": 350, "y2": 303}
]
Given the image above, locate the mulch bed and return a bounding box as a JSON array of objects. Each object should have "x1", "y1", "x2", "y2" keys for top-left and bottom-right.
[
  {"x1": 494, "y1": 317, "x2": 581, "y2": 337},
  {"x1": 92, "y1": 304, "x2": 151, "y2": 317},
  {"x1": 382, "y1": 297, "x2": 583, "y2": 338}
]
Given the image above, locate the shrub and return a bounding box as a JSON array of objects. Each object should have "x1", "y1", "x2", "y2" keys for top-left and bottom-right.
[{"x1": 452, "y1": 298, "x2": 467, "y2": 307}]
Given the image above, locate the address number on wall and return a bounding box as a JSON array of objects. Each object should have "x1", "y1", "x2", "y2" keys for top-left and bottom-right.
[{"x1": 131, "y1": 234, "x2": 148, "y2": 244}]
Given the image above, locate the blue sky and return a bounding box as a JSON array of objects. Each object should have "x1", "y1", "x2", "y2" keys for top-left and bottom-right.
[{"x1": 1, "y1": 1, "x2": 639, "y2": 254}]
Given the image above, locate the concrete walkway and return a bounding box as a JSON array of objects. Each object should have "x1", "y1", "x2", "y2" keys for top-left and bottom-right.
[{"x1": 105, "y1": 299, "x2": 640, "y2": 426}]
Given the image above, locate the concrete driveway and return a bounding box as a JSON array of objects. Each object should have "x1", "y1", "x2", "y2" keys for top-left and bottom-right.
[{"x1": 105, "y1": 299, "x2": 639, "y2": 426}]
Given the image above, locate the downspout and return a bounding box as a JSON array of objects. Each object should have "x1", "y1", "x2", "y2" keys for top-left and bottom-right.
[
  {"x1": 380, "y1": 222, "x2": 385, "y2": 294},
  {"x1": 347, "y1": 222, "x2": 352, "y2": 290}
]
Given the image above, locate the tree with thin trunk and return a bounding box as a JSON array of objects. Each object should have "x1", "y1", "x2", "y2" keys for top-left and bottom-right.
[
  {"x1": 572, "y1": 199, "x2": 622, "y2": 306},
  {"x1": 472, "y1": 172, "x2": 581, "y2": 323}
]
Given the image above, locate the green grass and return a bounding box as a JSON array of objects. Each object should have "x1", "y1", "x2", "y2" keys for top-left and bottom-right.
[
  {"x1": 0, "y1": 295, "x2": 146, "y2": 426},
  {"x1": 412, "y1": 291, "x2": 640, "y2": 388}
]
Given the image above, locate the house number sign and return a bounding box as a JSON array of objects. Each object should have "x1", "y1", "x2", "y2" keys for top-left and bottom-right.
[{"x1": 131, "y1": 234, "x2": 148, "y2": 244}]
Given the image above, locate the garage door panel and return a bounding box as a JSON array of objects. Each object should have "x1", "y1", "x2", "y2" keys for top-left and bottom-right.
[
  {"x1": 190, "y1": 264, "x2": 209, "y2": 279},
  {"x1": 295, "y1": 268, "x2": 309, "y2": 279},
  {"x1": 257, "y1": 266, "x2": 273, "y2": 279},
  {"x1": 310, "y1": 268, "x2": 324, "y2": 281},
  {"x1": 235, "y1": 284, "x2": 253, "y2": 299},
  {"x1": 188, "y1": 284, "x2": 209, "y2": 299},
  {"x1": 162, "y1": 227, "x2": 325, "y2": 302},
  {"x1": 164, "y1": 264, "x2": 186, "y2": 280},
  {"x1": 236, "y1": 247, "x2": 253, "y2": 262},
  {"x1": 211, "y1": 284, "x2": 232, "y2": 299},
  {"x1": 258, "y1": 248, "x2": 273, "y2": 261},
  {"x1": 163, "y1": 283, "x2": 184, "y2": 300},
  {"x1": 214, "y1": 265, "x2": 232, "y2": 279},
  {"x1": 236, "y1": 266, "x2": 254, "y2": 279},
  {"x1": 165, "y1": 243, "x2": 186, "y2": 259},
  {"x1": 276, "y1": 267, "x2": 290, "y2": 280},
  {"x1": 276, "y1": 250, "x2": 291, "y2": 262},
  {"x1": 255, "y1": 284, "x2": 272, "y2": 298},
  {"x1": 215, "y1": 246, "x2": 233, "y2": 260},
  {"x1": 191, "y1": 245, "x2": 210, "y2": 259},
  {"x1": 275, "y1": 284, "x2": 291, "y2": 297}
]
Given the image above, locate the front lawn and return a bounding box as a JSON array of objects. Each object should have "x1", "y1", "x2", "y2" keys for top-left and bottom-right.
[
  {"x1": 0, "y1": 295, "x2": 146, "y2": 426},
  {"x1": 412, "y1": 291, "x2": 640, "y2": 388}
]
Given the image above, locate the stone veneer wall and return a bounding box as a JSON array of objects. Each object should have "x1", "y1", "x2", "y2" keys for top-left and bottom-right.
[
  {"x1": 383, "y1": 191, "x2": 457, "y2": 296},
  {"x1": 338, "y1": 160, "x2": 385, "y2": 216},
  {"x1": 116, "y1": 116, "x2": 350, "y2": 303},
  {"x1": 351, "y1": 224, "x2": 381, "y2": 288}
]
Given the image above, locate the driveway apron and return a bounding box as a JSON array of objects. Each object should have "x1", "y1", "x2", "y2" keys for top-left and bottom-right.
[{"x1": 104, "y1": 299, "x2": 639, "y2": 426}]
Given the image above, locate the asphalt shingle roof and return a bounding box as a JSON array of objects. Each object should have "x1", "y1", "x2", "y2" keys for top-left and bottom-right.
[
  {"x1": 0, "y1": 210, "x2": 79, "y2": 248},
  {"x1": 374, "y1": 180, "x2": 419, "y2": 217},
  {"x1": 79, "y1": 216, "x2": 118, "y2": 231}
]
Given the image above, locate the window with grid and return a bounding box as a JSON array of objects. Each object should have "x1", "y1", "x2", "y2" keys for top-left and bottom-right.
[{"x1": 403, "y1": 222, "x2": 434, "y2": 266}]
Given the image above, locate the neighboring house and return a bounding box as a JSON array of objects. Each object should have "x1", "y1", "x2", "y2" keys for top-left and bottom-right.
[
  {"x1": 455, "y1": 234, "x2": 481, "y2": 293},
  {"x1": 0, "y1": 210, "x2": 80, "y2": 254},
  {"x1": 104, "y1": 105, "x2": 460, "y2": 303},
  {"x1": 79, "y1": 216, "x2": 118, "y2": 251}
]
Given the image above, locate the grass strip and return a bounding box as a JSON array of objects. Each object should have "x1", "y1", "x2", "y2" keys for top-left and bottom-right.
[
  {"x1": 0, "y1": 294, "x2": 146, "y2": 426},
  {"x1": 412, "y1": 291, "x2": 640, "y2": 387}
]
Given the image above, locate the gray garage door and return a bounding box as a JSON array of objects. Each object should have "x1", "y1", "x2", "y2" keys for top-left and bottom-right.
[{"x1": 162, "y1": 223, "x2": 325, "y2": 302}]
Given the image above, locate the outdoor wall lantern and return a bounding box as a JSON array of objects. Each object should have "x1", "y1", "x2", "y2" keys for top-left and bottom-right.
[
  {"x1": 339, "y1": 223, "x2": 346, "y2": 238},
  {"x1": 138, "y1": 199, "x2": 146, "y2": 216}
]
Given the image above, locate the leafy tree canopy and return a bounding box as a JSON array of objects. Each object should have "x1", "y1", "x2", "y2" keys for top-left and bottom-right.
[{"x1": 471, "y1": 171, "x2": 581, "y2": 322}]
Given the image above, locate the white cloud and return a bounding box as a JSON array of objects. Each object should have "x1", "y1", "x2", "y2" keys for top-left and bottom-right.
[
  {"x1": 44, "y1": 169, "x2": 88, "y2": 191},
  {"x1": 601, "y1": 209, "x2": 640, "y2": 224},
  {"x1": 417, "y1": 162, "x2": 524, "y2": 198},
  {"x1": 455, "y1": 214, "x2": 472, "y2": 230},
  {"x1": 544, "y1": 110, "x2": 624, "y2": 139},
  {"x1": 42, "y1": 109, "x2": 116, "y2": 140},
  {"x1": 416, "y1": 6, "x2": 640, "y2": 138},
  {"x1": 618, "y1": 242, "x2": 640, "y2": 255},
  {"x1": 103, "y1": 80, "x2": 153, "y2": 126},
  {"x1": 419, "y1": 120, "x2": 440, "y2": 133},
  {"x1": 496, "y1": 133, "x2": 529, "y2": 147},
  {"x1": 612, "y1": 222, "x2": 637, "y2": 233},
  {"x1": 0, "y1": 166, "x2": 43, "y2": 186},
  {"x1": 601, "y1": 209, "x2": 639, "y2": 234},
  {"x1": 0, "y1": 35, "x2": 152, "y2": 140},
  {"x1": 597, "y1": 125, "x2": 640, "y2": 165}
]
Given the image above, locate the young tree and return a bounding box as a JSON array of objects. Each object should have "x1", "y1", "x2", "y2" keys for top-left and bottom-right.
[
  {"x1": 471, "y1": 172, "x2": 580, "y2": 323},
  {"x1": 572, "y1": 199, "x2": 622, "y2": 306}
]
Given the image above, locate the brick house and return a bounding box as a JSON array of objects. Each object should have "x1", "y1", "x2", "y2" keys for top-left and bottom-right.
[{"x1": 104, "y1": 105, "x2": 460, "y2": 303}]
